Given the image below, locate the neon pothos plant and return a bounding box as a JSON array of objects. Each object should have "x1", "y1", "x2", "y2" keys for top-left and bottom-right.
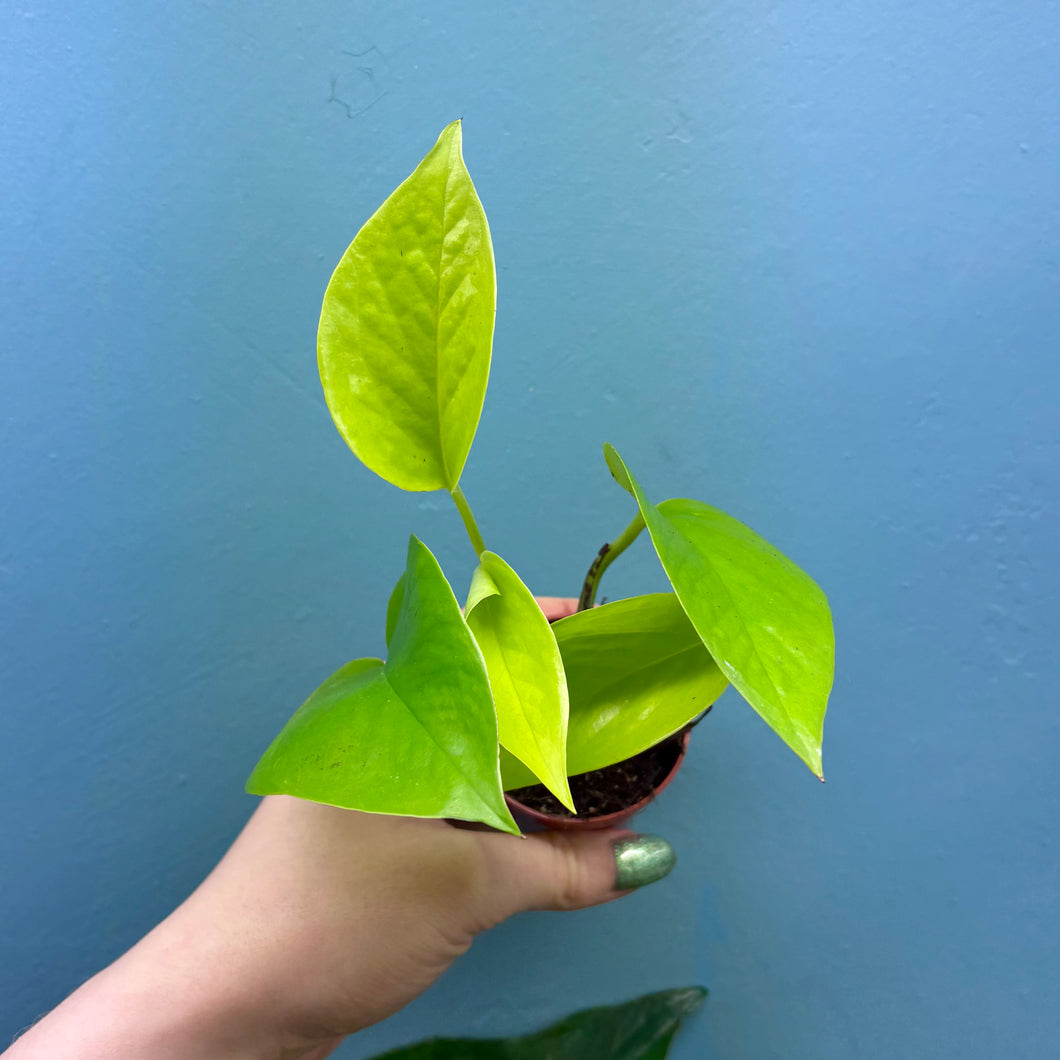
[{"x1": 247, "y1": 122, "x2": 835, "y2": 834}]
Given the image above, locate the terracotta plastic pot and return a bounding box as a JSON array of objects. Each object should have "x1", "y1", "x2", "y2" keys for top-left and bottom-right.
[{"x1": 505, "y1": 730, "x2": 691, "y2": 832}]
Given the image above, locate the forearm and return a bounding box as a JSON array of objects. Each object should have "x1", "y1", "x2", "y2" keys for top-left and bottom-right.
[
  {"x1": 4, "y1": 791, "x2": 655, "y2": 1059},
  {"x1": 4, "y1": 900, "x2": 342, "y2": 1060},
  {"x1": 6, "y1": 799, "x2": 432, "y2": 1059}
]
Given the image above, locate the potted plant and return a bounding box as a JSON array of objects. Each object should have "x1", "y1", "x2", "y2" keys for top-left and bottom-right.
[{"x1": 247, "y1": 121, "x2": 835, "y2": 834}]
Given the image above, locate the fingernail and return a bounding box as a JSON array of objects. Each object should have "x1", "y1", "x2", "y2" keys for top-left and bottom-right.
[{"x1": 613, "y1": 834, "x2": 676, "y2": 891}]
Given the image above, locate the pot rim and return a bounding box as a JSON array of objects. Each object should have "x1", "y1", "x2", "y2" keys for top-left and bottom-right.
[{"x1": 504, "y1": 729, "x2": 691, "y2": 832}]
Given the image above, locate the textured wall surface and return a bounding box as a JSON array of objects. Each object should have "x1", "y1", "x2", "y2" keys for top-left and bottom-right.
[{"x1": 2, "y1": 3, "x2": 1058, "y2": 1057}]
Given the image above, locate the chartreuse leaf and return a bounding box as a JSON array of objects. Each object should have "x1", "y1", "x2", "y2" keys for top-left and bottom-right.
[
  {"x1": 247, "y1": 535, "x2": 518, "y2": 834},
  {"x1": 318, "y1": 120, "x2": 496, "y2": 492},
  {"x1": 364, "y1": 986, "x2": 706, "y2": 1059},
  {"x1": 465, "y1": 562, "x2": 501, "y2": 613},
  {"x1": 465, "y1": 552, "x2": 574, "y2": 811},
  {"x1": 385, "y1": 573, "x2": 405, "y2": 647},
  {"x1": 500, "y1": 595, "x2": 727, "y2": 789},
  {"x1": 603, "y1": 444, "x2": 834, "y2": 778}
]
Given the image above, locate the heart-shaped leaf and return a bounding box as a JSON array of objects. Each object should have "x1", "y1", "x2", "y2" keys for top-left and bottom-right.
[
  {"x1": 603, "y1": 444, "x2": 834, "y2": 778},
  {"x1": 465, "y1": 552, "x2": 574, "y2": 811},
  {"x1": 363, "y1": 986, "x2": 707, "y2": 1059},
  {"x1": 248, "y1": 535, "x2": 517, "y2": 834},
  {"x1": 318, "y1": 120, "x2": 495, "y2": 492},
  {"x1": 500, "y1": 594, "x2": 727, "y2": 789}
]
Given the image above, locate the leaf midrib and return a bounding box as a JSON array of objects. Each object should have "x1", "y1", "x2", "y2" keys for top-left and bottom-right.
[
  {"x1": 433, "y1": 135, "x2": 455, "y2": 487},
  {"x1": 659, "y1": 510, "x2": 820, "y2": 759},
  {"x1": 489, "y1": 608, "x2": 562, "y2": 785},
  {"x1": 661, "y1": 510, "x2": 790, "y2": 709},
  {"x1": 382, "y1": 661, "x2": 500, "y2": 820}
]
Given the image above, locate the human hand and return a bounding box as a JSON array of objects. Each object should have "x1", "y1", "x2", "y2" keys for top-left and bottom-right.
[{"x1": 6, "y1": 601, "x2": 675, "y2": 1060}]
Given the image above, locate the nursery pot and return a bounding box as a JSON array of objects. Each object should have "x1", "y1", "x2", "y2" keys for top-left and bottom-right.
[{"x1": 504, "y1": 727, "x2": 693, "y2": 832}]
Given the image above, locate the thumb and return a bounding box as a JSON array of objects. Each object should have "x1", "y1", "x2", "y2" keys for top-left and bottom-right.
[{"x1": 474, "y1": 829, "x2": 677, "y2": 921}]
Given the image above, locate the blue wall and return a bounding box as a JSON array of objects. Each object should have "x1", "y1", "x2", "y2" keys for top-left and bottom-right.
[{"x1": 3, "y1": 3, "x2": 1058, "y2": 1057}]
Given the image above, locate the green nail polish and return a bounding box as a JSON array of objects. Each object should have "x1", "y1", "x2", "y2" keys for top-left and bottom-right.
[{"x1": 613, "y1": 834, "x2": 676, "y2": 891}]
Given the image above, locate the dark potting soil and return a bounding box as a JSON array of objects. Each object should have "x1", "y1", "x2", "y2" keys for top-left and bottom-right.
[{"x1": 508, "y1": 732, "x2": 686, "y2": 819}]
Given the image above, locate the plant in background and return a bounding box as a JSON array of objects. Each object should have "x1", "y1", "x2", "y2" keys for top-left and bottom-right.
[
  {"x1": 247, "y1": 122, "x2": 835, "y2": 833},
  {"x1": 363, "y1": 986, "x2": 706, "y2": 1059}
]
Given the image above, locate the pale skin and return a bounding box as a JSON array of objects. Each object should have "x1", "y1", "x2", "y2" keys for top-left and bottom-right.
[{"x1": 5, "y1": 599, "x2": 657, "y2": 1060}]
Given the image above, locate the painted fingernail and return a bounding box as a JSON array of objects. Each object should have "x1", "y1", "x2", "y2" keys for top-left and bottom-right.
[{"x1": 613, "y1": 834, "x2": 676, "y2": 891}]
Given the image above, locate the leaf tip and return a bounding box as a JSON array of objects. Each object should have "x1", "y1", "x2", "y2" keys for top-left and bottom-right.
[
  {"x1": 806, "y1": 749, "x2": 825, "y2": 781},
  {"x1": 672, "y1": 985, "x2": 709, "y2": 1012},
  {"x1": 493, "y1": 807, "x2": 523, "y2": 837},
  {"x1": 438, "y1": 118, "x2": 463, "y2": 152},
  {"x1": 602, "y1": 443, "x2": 633, "y2": 495},
  {"x1": 464, "y1": 561, "x2": 501, "y2": 616},
  {"x1": 555, "y1": 782, "x2": 577, "y2": 815}
]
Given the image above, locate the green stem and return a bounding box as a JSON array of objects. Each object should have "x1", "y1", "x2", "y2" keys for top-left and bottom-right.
[
  {"x1": 577, "y1": 511, "x2": 646, "y2": 611},
  {"x1": 450, "y1": 484, "x2": 486, "y2": 557}
]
